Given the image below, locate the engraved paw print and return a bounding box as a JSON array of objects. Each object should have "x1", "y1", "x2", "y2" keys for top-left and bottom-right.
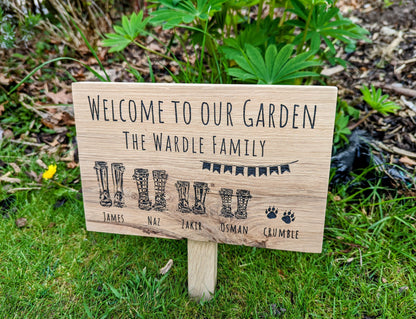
[
  {"x1": 265, "y1": 206, "x2": 277, "y2": 219},
  {"x1": 281, "y1": 210, "x2": 295, "y2": 224}
]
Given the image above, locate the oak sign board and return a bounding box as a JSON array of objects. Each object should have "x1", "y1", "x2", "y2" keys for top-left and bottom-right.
[{"x1": 72, "y1": 82, "x2": 337, "y2": 253}]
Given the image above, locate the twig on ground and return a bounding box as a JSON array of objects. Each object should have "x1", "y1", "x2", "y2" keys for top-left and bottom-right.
[
  {"x1": 51, "y1": 181, "x2": 78, "y2": 192},
  {"x1": 373, "y1": 82, "x2": 416, "y2": 98},
  {"x1": 7, "y1": 187, "x2": 42, "y2": 193},
  {"x1": 371, "y1": 141, "x2": 416, "y2": 159},
  {"x1": 348, "y1": 110, "x2": 377, "y2": 131},
  {"x1": 9, "y1": 140, "x2": 45, "y2": 147}
]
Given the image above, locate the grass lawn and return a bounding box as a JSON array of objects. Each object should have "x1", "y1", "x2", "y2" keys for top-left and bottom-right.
[{"x1": 0, "y1": 141, "x2": 415, "y2": 318}]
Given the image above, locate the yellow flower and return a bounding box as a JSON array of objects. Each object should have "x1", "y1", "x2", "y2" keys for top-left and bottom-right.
[{"x1": 43, "y1": 164, "x2": 57, "y2": 180}]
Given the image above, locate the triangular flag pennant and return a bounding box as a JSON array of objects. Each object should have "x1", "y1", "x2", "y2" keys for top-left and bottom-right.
[
  {"x1": 202, "y1": 162, "x2": 211, "y2": 171},
  {"x1": 224, "y1": 165, "x2": 233, "y2": 174},
  {"x1": 235, "y1": 166, "x2": 244, "y2": 176},
  {"x1": 213, "y1": 163, "x2": 221, "y2": 173},
  {"x1": 281, "y1": 164, "x2": 290, "y2": 174},
  {"x1": 259, "y1": 167, "x2": 268, "y2": 176},
  {"x1": 201, "y1": 161, "x2": 297, "y2": 176},
  {"x1": 269, "y1": 166, "x2": 279, "y2": 175}
]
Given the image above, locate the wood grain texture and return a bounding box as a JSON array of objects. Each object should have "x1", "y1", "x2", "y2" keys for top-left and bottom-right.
[
  {"x1": 187, "y1": 240, "x2": 218, "y2": 301},
  {"x1": 72, "y1": 82, "x2": 337, "y2": 253}
]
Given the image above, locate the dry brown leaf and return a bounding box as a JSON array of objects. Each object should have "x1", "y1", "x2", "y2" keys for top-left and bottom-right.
[
  {"x1": 25, "y1": 170, "x2": 42, "y2": 181},
  {"x1": 321, "y1": 65, "x2": 344, "y2": 77},
  {"x1": 0, "y1": 172, "x2": 21, "y2": 184},
  {"x1": 66, "y1": 161, "x2": 79, "y2": 169},
  {"x1": 46, "y1": 89, "x2": 73, "y2": 104},
  {"x1": 399, "y1": 156, "x2": 416, "y2": 166},
  {"x1": 16, "y1": 217, "x2": 28, "y2": 228},
  {"x1": 159, "y1": 259, "x2": 173, "y2": 275},
  {"x1": 3, "y1": 129, "x2": 14, "y2": 139},
  {"x1": 41, "y1": 118, "x2": 57, "y2": 129},
  {"x1": 0, "y1": 104, "x2": 5, "y2": 116},
  {"x1": 7, "y1": 187, "x2": 41, "y2": 194},
  {"x1": 61, "y1": 112, "x2": 76, "y2": 126},
  {"x1": 51, "y1": 112, "x2": 64, "y2": 121},
  {"x1": 61, "y1": 149, "x2": 75, "y2": 162},
  {"x1": 0, "y1": 176, "x2": 21, "y2": 183},
  {"x1": 382, "y1": 31, "x2": 403, "y2": 60},
  {"x1": 86, "y1": 56, "x2": 99, "y2": 65},
  {"x1": 277, "y1": 268, "x2": 286, "y2": 279},
  {"x1": 36, "y1": 159, "x2": 48, "y2": 169},
  {"x1": 0, "y1": 73, "x2": 10, "y2": 85},
  {"x1": 10, "y1": 163, "x2": 21, "y2": 173},
  {"x1": 46, "y1": 107, "x2": 57, "y2": 114}
]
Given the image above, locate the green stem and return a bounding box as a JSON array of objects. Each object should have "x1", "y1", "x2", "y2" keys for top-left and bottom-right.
[
  {"x1": 51, "y1": 180, "x2": 78, "y2": 192},
  {"x1": 257, "y1": 0, "x2": 264, "y2": 29},
  {"x1": 269, "y1": 0, "x2": 275, "y2": 19},
  {"x1": 279, "y1": 1, "x2": 289, "y2": 26},
  {"x1": 197, "y1": 19, "x2": 209, "y2": 83},
  {"x1": 8, "y1": 57, "x2": 108, "y2": 95},
  {"x1": 133, "y1": 40, "x2": 176, "y2": 63},
  {"x1": 233, "y1": 10, "x2": 238, "y2": 36},
  {"x1": 297, "y1": 4, "x2": 314, "y2": 54}
]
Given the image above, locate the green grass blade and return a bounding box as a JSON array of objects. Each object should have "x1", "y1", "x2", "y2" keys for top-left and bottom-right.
[{"x1": 8, "y1": 57, "x2": 107, "y2": 95}]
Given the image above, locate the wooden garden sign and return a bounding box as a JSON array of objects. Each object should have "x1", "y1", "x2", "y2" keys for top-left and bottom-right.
[{"x1": 72, "y1": 82, "x2": 337, "y2": 300}]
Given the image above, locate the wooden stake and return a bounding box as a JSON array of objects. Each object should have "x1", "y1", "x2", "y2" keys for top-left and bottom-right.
[{"x1": 187, "y1": 240, "x2": 218, "y2": 301}]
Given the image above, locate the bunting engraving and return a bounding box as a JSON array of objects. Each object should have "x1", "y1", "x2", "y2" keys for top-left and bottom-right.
[{"x1": 201, "y1": 160, "x2": 299, "y2": 176}]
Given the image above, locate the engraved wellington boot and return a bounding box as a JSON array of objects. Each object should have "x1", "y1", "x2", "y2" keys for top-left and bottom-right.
[
  {"x1": 153, "y1": 170, "x2": 168, "y2": 211},
  {"x1": 132, "y1": 168, "x2": 152, "y2": 211},
  {"x1": 112, "y1": 163, "x2": 126, "y2": 208},
  {"x1": 94, "y1": 161, "x2": 112, "y2": 207},
  {"x1": 175, "y1": 181, "x2": 192, "y2": 213},
  {"x1": 234, "y1": 189, "x2": 252, "y2": 219},
  {"x1": 219, "y1": 188, "x2": 234, "y2": 218},
  {"x1": 192, "y1": 182, "x2": 209, "y2": 215}
]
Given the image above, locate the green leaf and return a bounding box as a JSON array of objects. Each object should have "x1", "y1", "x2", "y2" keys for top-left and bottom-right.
[
  {"x1": 102, "y1": 34, "x2": 131, "y2": 53},
  {"x1": 102, "y1": 11, "x2": 148, "y2": 52},
  {"x1": 225, "y1": 43, "x2": 321, "y2": 84},
  {"x1": 288, "y1": 0, "x2": 370, "y2": 59},
  {"x1": 245, "y1": 44, "x2": 267, "y2": 79},
  {"x1": 227, "y1": 68, "x2": 257, "y2": 81},
  {"x1": 150, "y1": 0, "x2": 226, "y2": 29},
  {"x1": 360, "y1": 84, "x2": 401, "y2": 115},
  {"x1": 265, "y1": 45, "x2": 278, "y2": 77}
]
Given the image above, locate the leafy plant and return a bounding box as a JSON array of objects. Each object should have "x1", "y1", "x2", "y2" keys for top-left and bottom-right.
[
  {"x1": 333, "y1": 111, "x2": 351, "y2": 151},
  {"x1": 149, "y1": 0, "x2": 230, "y2": 82},
  {"x1": 226, "y1": 43, "x2": 321, "y2": 84},
  {"x1": 0, "y1": 20, "x2": 15, "y2": 49},
  {"x1": 149, "y1": 0, "x2": 227, "y2": 29},
  {"x1": 102, "y1": 11, "x2": 149, "y2": 53},
  {"x1": 360, "y1": 84, "x2": 401, "y2": 115},
  {"x1": 337, "y1": 99, "x2": 360, "y2": 120},
  {"x1": 221, "y1": 16, "x2": 282, "y2": 54},
  {"x1": 0, "y1": 8, "x2": 41, "y2": 49},
  {"x1": 286, "y1": 0, "x2": 370, "y2": 58}
]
